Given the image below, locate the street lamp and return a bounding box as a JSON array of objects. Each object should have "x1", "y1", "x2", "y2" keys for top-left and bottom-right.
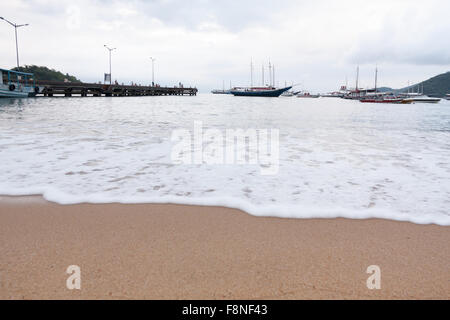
[
  {"x1": 104, "y1": 45, "x2": 116, "y2": 85},
  {"x1": 0, "y1": 17, "x2": 29, "y2": 70},
  {"x1": 150, "y1": 57, "x2": 156, "y2": 86}
]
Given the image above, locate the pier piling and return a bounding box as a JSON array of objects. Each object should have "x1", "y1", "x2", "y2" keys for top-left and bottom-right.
[{"x1": 36, "y1": 80, "x2": 197, "y2": 97}]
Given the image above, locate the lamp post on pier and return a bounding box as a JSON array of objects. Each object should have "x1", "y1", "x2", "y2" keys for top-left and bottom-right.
[
  {"x1": 104, "y1": 45, "x2": 116, "y2": 85},
  {"x1": 150, "y1": 57, "x2": 156, "y2": 86},
  {"x1": 0, "y1": 17, "x2": 29, "y2": 70}
]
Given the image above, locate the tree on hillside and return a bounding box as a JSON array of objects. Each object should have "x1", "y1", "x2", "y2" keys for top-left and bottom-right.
[{"x1": 12, "y1": 65, "x2": 82, "y2": 83}]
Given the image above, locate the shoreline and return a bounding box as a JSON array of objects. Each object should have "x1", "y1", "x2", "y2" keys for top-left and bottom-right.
[
  {"x1": 0, "y1": 196, "x2": 448, "y2": 299},
  {"x1": 1, "y1": 194, "x2": 447, "y2": 226}
]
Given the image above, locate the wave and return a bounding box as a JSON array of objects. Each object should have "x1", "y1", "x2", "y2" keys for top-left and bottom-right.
[{"x1": 1, "y1": 185, "x2": 449, "y2": 226}]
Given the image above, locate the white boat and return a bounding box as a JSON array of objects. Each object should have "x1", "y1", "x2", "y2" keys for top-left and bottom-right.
[
  {"x1": 398, "y1": 93, "x2": 441, "y2": 104},
  {"x1": 296, "y1": 91, "x2": 319, "y2": 98},
  {"x1": 281, "y1": 91, "x2": 294, "y2": 97},
  {"x1": 0, "y1": 68, "x2": 38, "y2": 98},
  {"x1": 397, "y1": 83, "x2": 441, "y2": 103},
  {"x1": 446, "y1": 94, "x2": 450, "y2": 100},
  {"x1": 211, "y1": 89, "x2": 231, "y2": 94}
]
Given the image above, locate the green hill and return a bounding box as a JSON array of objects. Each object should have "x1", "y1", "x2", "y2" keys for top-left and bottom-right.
[
  {"x1": 12, "y1": 65, "x2": 82, "y2": 83},
  {"x1": 399, "y1": 71, "x2": 450, "y2": 97}
]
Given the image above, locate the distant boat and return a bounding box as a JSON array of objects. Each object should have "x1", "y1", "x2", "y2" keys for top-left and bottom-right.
[
  {"x1": 397, "y1": 88, "x2": 441, "y2": 103},
  {"x1": 0, "y1": 68, "x2": 39, "y2": 98},
  {"x1": 211, "y1": 89, "x2": 231, "y2": 94},
  {"x1": 212, "y1": 80, "x2": 231, "y2": 94},
  {"x1": 321, "y1": 92, "x2": 344, "y2": 98},
  {"x1": 321, "y1": 85, "x2": 349, "y2": 98},
  {"x1": 230, "y1": 86, "x2": 292, "y2": 97},
  {"x1": 402, "y1": 96, "x2": 441, "y2": 104},
  {"x1": 297, "y1": 91, "x2": 319, "y2": 98},
  {"x1": 446, "y1": 94, "x2": 450, "y2": 100},
  {"x1": 281, "y1": 91, "x2": 294, "y2": 97},
  {"x1": 360, "y1": 97, "x2": 412, "y2": 104}
]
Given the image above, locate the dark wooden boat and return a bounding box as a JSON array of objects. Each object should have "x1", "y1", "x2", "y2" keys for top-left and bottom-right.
[
  {"x1": 360, "y1": 98, "x2": 412, "y2": 104},
  {"x1": 230, "y1": 86, "x2": 292, "y2": 97}
]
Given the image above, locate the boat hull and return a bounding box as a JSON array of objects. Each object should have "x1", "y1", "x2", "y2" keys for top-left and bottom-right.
[
  {"x1": 230, "y1": 86, "x2": 292, "y2": 97},
  {"x1": 407, "y1": 98, "x2": 441, "y2": 104},
  {"x1": 211, "y1": 90, "x2": 231, "y2": 94},
  {"x1": 360, "y1": 99, "x2": 412, "y2": 104},
  {"x1": 297, "y1": 95, "x2": 319, "y2": 98},
  {"x1": 0, "y1": 88, "x2": 34, "y2": 98},
  {"x1": 1, "y1": 69, "x2": 37, "y2": 98}
]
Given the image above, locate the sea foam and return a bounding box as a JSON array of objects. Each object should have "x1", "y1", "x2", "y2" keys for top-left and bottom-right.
[{"x1": 0, "y1": 96, "x2": 449, "y2": 226}]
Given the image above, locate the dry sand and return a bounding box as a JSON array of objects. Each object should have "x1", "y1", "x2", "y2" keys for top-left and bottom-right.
[{"x1": 0, "y1": 196, "x2": 448, "y2": 300}]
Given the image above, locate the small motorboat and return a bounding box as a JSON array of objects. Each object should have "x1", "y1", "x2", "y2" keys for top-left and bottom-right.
[
  {"x1": 397, "y1": 93, "x2": 441, "y2": 104},
  {"x1": 403, "y1": 96, "x2": 441, "y2": 104},
  {"x1": 281, "y1": 91, "x2": 294, "y2": 97},
  {"x1": 211, "y1": 89, "x2": 231, "y2": 94},
  {"x1": 296, "y1": 91, "x2": 320, "y2": 98},
  {"x1": 0, "y1": 68, "x2": 39, "y2": 98}
]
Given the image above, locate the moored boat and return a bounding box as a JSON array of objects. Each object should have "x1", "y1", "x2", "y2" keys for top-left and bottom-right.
[
  {"x1": 445, "y1": 94, "x2": 450, "y2": 100},
  {"x1": 211, "y1": 89, "x2": 231, "y2": 94},
  {"x1": 281, "y1": 91, "x2": 294, "y2": 97},
  {"x1": 230, "y1": 86, "x2": 292, "y2": 97},
  {"x1": 0, "y1": 68, "x2": 39, "y2": 98},
  {"x1": 403, "y1": 96, "x2": 441, "y2": 104},
  {"x1": 397, "y1": 92, "x2": 441, "y2": 104},
  {"x1": 360, "y1": 97, "x2": 412, "y2": 104},
  {"x1": 296, "y1": 91, "x2": 319, "y2": 98}
]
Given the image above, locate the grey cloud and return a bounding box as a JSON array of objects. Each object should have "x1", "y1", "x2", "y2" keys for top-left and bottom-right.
[{"x1": 134, "y1": 0, "x2": 299, "y2": 32}]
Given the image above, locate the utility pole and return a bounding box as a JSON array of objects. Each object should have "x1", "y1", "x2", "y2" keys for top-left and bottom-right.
[
  {"x1": 150, "y1": 57, "x2": 156, "y2": 86},
  {"x1": 0, "y1": 17, "x2": 29, "y2": 70},
  {"x1": 104, "y1": 45, "x2": 116, "y2": 85}
]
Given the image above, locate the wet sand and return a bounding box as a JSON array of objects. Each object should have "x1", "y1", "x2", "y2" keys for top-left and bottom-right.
[{"x1": 0, "y1": 196, "x2": 448, "y2": 299}]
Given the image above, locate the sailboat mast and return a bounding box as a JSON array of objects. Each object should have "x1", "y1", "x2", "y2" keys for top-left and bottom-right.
[
  {"x1": 356, "y1": 65, "x2": 359, "y2": 91},
  {"x1": 273, "y1": 64, "x2": 275, "y2": 88},
  {"x1": 374, "y1": 66, "x2": 378, "y2": 93},
  {"x1": 262, "y1": 64, "x2": 264, "y2": 86},
  {"x1": 268, "y1": 61, "x2": 272, "y2": 87},
  {"x1": 250, "y1": 59, "x2": 253, "y2": 88}
]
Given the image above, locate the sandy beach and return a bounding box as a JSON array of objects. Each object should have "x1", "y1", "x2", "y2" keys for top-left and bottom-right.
[{"x1": 0, "y1": 196, "x2": 448, "y2": 300}]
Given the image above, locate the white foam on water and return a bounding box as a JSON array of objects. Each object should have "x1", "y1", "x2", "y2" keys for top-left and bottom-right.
[{"x1": 1, "y1": 96, "x2": 449, "y2": 225}]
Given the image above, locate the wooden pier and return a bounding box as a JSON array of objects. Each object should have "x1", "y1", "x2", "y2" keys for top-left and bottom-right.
[{"x1": 34, "y1": 80, "x2": 197, "y2": 97}]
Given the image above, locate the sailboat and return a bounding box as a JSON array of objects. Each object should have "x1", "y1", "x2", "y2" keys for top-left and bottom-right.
[
  {"x1": 211, "y1": 80, "x2": 231, "y2": 94},
  {"x1": 359, "y1": 66, "x2": 412, "y2": 104},
  {"x1": 230, "y1": 60, "x2": 292, "y2": 97},
  {"x1": 231, "y1": 86, "x2": 293, "y2": 97},
  {"x1": 398, "y1": 84, "x2": 441, "y2": 104}
]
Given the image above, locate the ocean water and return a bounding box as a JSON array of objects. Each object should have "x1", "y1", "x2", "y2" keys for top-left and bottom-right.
[{"x1": 0, "y1": 95, "x2": 449, "y2": 225}]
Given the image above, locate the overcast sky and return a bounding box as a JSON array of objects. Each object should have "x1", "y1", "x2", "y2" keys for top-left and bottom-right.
[{"x1": 1, "y1": 0, "x2": 449, "y2": 92}]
